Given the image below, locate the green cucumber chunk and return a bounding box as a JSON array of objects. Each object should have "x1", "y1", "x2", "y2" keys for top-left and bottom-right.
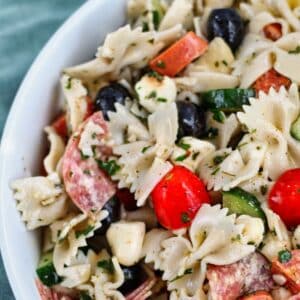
[
  {"x1": 202, "y1": 88, "x2": 255, "y2": 112},
  {"x1": 36, "y1": 251, "x2": 61, "y2": 287},
  {"x1": 291, "y1": 115, "x2": 300, "y2": 141},
  {"x1": 222, "y1": 187, "x2": 266, "y2": 223}
]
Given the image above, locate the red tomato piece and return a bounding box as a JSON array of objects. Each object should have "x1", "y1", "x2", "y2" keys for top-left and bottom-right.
[
  {"x1": 239, "y1": 291, "x2": 273, "y2": 300},
  {"x1": 149, "y1": 32, "x2": 208, "y2": 77},
  {"x1": 51, "y1": 114, "x2": 68, "y2": 139},
  {"x1": 263, "y1": 23, "x2": 282, "y2": 41},
  {"x1": 151, "y1": 165, "x2": 210, "y2": 229},
  {"x1": 62, "y1": 111, "x2": 115, "y2": 214},
  {"x1": 84, "y1": 96, "x2": 94, "y2": 120},
  {"x1": 116, "y1": 188, "x2": 137, "y2": 211},
  {"x1": 253, "y1": 68, "x2": 291, "y2": 94},
  {"x1": 268, "y1": 168, "x2": 300, "y2": 228},
  {"x1": 272, "y1": 250, "x2": 300, "y2": 294}
]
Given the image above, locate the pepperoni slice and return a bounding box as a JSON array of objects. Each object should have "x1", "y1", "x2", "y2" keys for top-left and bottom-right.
[
  {"x1": 62, "y1": 111, "x2": 116, "y2": 213},
  {"x1": 207, "y1": 253, "x2": 275, "y2": 300}
]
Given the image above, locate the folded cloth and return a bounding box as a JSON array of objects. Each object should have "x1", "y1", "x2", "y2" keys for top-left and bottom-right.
[{"x1": 0, "y1": 0, "x2": 83, "y2": 298}]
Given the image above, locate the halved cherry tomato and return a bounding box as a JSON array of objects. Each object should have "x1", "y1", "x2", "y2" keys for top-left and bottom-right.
[
  {"x1": 51, "y1": 114, "x2": 68, "y2": 139},
  {"x1": 253, "y1": 68, "x2": 291, "y2": 94},
  {"x1": 116, "y1": 188, "x2": 137, "y2": 211},
  {"x1": 151, "y1": 165, "x2": 210, "y2": 229},
  {"x1": 268, "y1": 169, "x2": 300, "y2": 228},
  {"x1": 272, "y1": 250, "x2": 300, "y2": 294},
  {"x1": 263, "y1": 23, "x2": 282, "y2": 41},
  {"x1": 239, "y1": 291, "x2": 273, "y2": 300},
  {"x1": 149, "y1": 32, "x2": 208, "y2": 77}
]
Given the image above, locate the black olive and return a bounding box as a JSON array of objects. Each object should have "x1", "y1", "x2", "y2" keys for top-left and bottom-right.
[
  {"x1": 95, "y1": 196, "x2": 120, "y2": 235},
  {"x1": 118, "y1": 265, "x2": 148, "y2": 295},
  {"x1": 176, "y1": 101, "x2": 206, "y2": 139},
  {"x1": 95, "y1": 83, "x2": 131, "y2": 120},
  {"x1": 207, "y1": 8, "x2": 245, "y2": 51}
]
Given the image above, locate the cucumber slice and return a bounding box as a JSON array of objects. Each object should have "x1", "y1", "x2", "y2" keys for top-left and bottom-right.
[
  {"x1": 222, "y1": 187, "x2": 266, "y2": 223},
  {"x1": 36, "y1": 251, "x2": 61, "y2": 287},
  {"x1": 291, "y1": 115, "x2": 300, "y2": 141},
  {"x1": 202, "y1": 88, "x2": 255, "y2": 112}
]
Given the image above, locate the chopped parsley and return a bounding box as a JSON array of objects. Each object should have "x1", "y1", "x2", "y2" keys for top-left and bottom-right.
[
  {"x1": 142, "y1": 22, "x2": 149, "y2": 32},
  {"x1": 157, "y1": 97, "x2": 167, "y2": 102},
  {"x1": 97, "y1": 259, "x2": 115, "y2": 274},
  {"x1": 152, "y1": 10, "x2": 160, "y2": 30},
  {"x1": 214, "y1": 61, "x2": 220, "y2": 67},
  {"x1": 212, "y1": 109, "x2": 225, "y2": 123},
  {"x1": 75, "y1": 225, "x2": 95, "y2": 239},
  {"x1": 80, "y1": 150, "x2": 89, "y2": 160},
  {"x1": 192, "y1": 152, "x2": 200, "y2": 160},
  {"x1": 83, "y1": 169, "x2": 91, "y2": 175},
  {"x1": 91, "y1": 132, "x2": 97, "y2": 139},
  {"x1": 278, "y1": 250, "x2": 292, "y2": 263},
  {"x1": 97, "y1": 160, "x2": 120, "y2": 176},
  {"x1": 148, "y1": 38, "x2": 154, "y2": 44},
  {"x1": 148, "y1": 71, "x2": 163, "y2": 81},
  {"x1": 79, "y1": 292, "x2": 92, "y2": 300},
  {"x1": 170, "y1": 268, "x2": 193, "y2": 282},
  {"x1": 211, "y1": 167, "x2": 220, "y2": 175},
  {"x1": 142, "y1": 145, "x2": 151, "y2": 153},
  {"x1": 181, "y1": 212, "x2": 190, "y2": 224},
  {"x1": 65, "y1": 77, "x2": 72, "y2": 89},
  {"x1": 146, "y1": 90, "x2": 157, "y2": 99},
  {"x1": 206, "y1": 127, "x2": 218, "y2": 139},
  {"x1": 260, "y1": 185, "x2": 268, "y2": 195},
  {"x1": 177, "y1": 141, "x2": 191, "y2": 151},
  {"x1": 213, "y1": 154, "x2": 228, "y2": 165},
  {"x1": 175, "y1": 153, "x2": 189, "y2": 162},
  {"x1": 237, "y1": 142, "x2": 248, "y2": 149},
  {"x1": 156, "y1": 60, "x2": 166, "y2": 68},
  {"x1": 289, "y1": 46, "x2": 300, "y2": 54},
  {"x1": 222, "y1": 60, "x2": 228, "y2": 66}
]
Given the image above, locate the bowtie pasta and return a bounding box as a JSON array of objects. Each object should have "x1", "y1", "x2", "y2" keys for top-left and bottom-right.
[{"x1": 11, "y1": 0, "x2": 300, "y2": 299}]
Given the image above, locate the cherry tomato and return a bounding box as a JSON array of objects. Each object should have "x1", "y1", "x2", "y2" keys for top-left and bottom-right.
[
  {"x1": 268, "y1": 168, "x2": 300, "y2": 228},
  {"x1": 253, "y1": 68, "x2": 291, "y2": 94},
  {"x1": 151, "y1": 166, "x2": 210, "y2": 230},
  {"x1": 116, "y1": 188, "x2": 137, "y2": 211}
]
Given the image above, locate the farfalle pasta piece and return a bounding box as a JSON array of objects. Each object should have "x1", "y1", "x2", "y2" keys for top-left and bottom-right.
[
  {"x1": 53, "y1": 210, "x2": 108, "y2": 288},
  {"x1": 199, "y1": 135, "x2": 267, "y2": 191},
  {"x1": 260, "y1": 204, "x2": 291, "y2": 261},
  {"x1": 11, "y1": 173, "x2": 68, "y2": 230},
  {"x1": 171, "y1": 137, "x2": 215, "y2": 172},
  {"x1": 43, "y1": 126, "x2": 65, "y2": 175},
  {"x1": 111, "y1": 103, "x2": 178, "y2": 206},
  {"x1": 237, "y1": 84, "x2": 300, "y2": 180},
  {"x1": 65, "y1": 25, "x2": 182, "y2": 81}
]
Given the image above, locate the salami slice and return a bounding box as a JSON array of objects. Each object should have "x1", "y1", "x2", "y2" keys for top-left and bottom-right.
[
  {"x1": 62, "y1": 111, "x2": 116, "y2": 213},
  {"x1": 207, "y1": 252, "x2": 275, "y2": 300},
  {"x1": 35, "y1": 279, "x2": 75, "y2": 300},
  {"x1": 125, "y1": 277, "x2": 157, "y2": 300}
]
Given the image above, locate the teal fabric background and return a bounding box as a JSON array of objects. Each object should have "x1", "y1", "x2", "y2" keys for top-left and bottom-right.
[{"x1": 0, "y1": 0, "x2": 83, "y2": 298}]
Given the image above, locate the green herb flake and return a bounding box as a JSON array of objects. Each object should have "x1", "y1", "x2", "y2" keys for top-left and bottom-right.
[
  {"x1": 97, "y1": 259, "x2": 115, "y2": 274},
  {"x1": 278, "y1": 250, "x2": 292, "y2": 263},
  {"x1": 175, "y1": 153, "x2": 189, "y2": 162},
  {"x1": 289, "y1": 46, "x2": 300, "y2": 54},
  {"x1": 142, "y1": 146, "x2": 151, "y2": 153},
  {"x1": 75, "y1": 225, "x2": 95, "y2": 239},
  {"x1": 177, "y1": 141, "x2": 191, "y2": 151},
  {"x1": 142, "y1": 22, "x2": 149, "y2": 32},
  {"x1": 222, "y1": 60, "x2": 228, "y2": 66},
  {"x1": 65, "y1": 77, "x2": 72, "y2": 89},
  {"x1": 260, "y1": 185, "x2": 268, "y2": 195},
  {"x1": 213, "y1": 154, "x2": 228, "y2": 165},
  {"x1": 211, "y1": 167, "x2": 220, "y2": 175},
  {"x1": 148, "y1": 38, "x2": 154, "y2": 44},
  {"x1": 97, "y1": 160, "x2": 121, "y2": 176},
  {"x1": 152, "y1": 10, "x2": 160, "y2": 30},
  {"x1": 79, "y1": 291, "x2": 92, "y2": 300},
  {"x1": 214, "y1": 61, "x2": 220, "y2": 68},
  {"x1": 157, "y1": 97, "x2": 167, "y2": 102},
  {"x1": 206, "y1": 127, "x2": 218, "y2": 139},
  {"x1": 83, "y1": 169, "x2": 91, "y2": 175},
  {"x1": 91, "y1": 132, "x2": 97, "y2": 139},
  {"x1": 181, "y1": 212, "x2": 190, "y2": 224},
  {"x1": 170, "y1": 268, "x2": 193, "y2": 282},
  {"x1": 146, "y1": 90, "x2": 157, "y2": 99},
  {"x1": 192, "y1": 152, "x2": 200, "y2": 160},
  {"x1": 156, "y1": 60, "x2": 166, "y2": 68},
  {"x1": 148, "y1": 71, "x2": 163, "y2": 81},
  {"x1": 212, "y1": 110, "x2": 225, "y2": 123},
  {"x1": 80, "y1": 150, "x2": 89, "y2": 160},
  {"x1": 237, "y1": 142, "x2": 248, "y2": 149}
]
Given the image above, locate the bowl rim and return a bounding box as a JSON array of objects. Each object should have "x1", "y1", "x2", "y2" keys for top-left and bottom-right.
[{"x1": 0, "y1": 0, "x2": 103, "y2": 298}]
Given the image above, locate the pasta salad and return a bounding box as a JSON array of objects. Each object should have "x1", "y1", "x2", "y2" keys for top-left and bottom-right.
[{"x1": 10, "y1": 0, "x2": 300, "y2": 299}]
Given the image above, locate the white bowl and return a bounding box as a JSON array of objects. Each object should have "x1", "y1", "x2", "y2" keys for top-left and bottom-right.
[{"x1": 0, "y1": 0, "x2": 128, "y2": 298}]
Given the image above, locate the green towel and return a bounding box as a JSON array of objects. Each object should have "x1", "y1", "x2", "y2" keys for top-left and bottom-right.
[{"x1": 0, "y1": 0, "x2": 83, "y2": 298}]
